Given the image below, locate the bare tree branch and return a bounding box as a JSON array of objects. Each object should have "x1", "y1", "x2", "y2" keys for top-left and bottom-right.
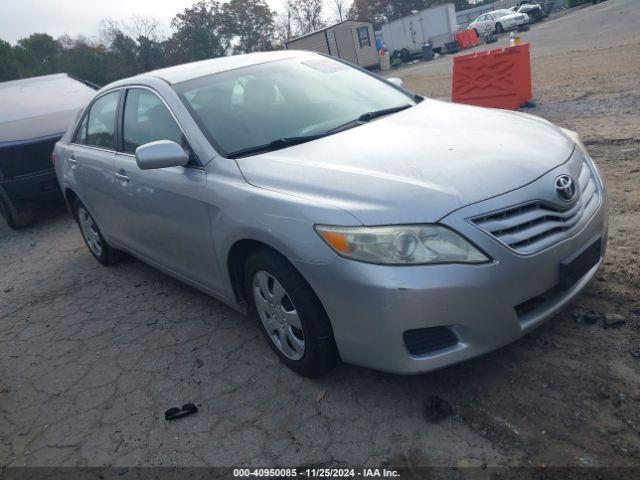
[
  {"x1": 126, "y1": 15, "x2": 161, "y2": 42},
  {"x1": 329, "y1": 0, "x2": 351, "y2": 22}
]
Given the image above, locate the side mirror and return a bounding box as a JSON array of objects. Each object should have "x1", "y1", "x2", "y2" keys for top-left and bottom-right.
[
  {"x1": 388, "y1": 77, "x2": 404, "y2": 88},
  {"x1": 135, "y1": 140, "x2": 189, "y2": 170}
]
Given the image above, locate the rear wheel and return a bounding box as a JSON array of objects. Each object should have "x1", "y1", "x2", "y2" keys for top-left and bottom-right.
[
  {"x1": 495, "y1": 22, "x2": 504, "y2": 34},
  {"x1": 244, "y1": 248, "x2": 339, "y2": 377},
  {"x1": 73, "y1": 198, "x2": 120, "y2": 266}
]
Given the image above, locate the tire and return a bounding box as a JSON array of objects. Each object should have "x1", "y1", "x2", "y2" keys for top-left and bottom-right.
[
  {"x1": 0, "y1": 188, "x2": 34, "y2": 229},
  {"x1": 244, "y1": 248, "x2": 340, "y2": 377},
  {"x1": 73, "y1": 198, "x2": 121, "y2": 266},
  {"x1": 495, "y1": 23, "x2": 504, "y2": 34}
]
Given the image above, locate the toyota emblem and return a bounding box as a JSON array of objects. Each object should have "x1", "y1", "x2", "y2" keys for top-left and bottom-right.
[{"x1": 555, "y1": 174, "x2": 576, "y2": 202}]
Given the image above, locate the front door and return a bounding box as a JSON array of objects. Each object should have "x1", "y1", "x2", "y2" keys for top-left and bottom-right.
[{"x1": 112, "y1": 87, "x2": 221, "y2": 292}]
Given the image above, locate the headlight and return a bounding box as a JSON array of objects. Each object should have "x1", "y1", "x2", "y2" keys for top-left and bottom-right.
[{"x1": 315, "y1": 224, "x2": 490, "y2": 265}]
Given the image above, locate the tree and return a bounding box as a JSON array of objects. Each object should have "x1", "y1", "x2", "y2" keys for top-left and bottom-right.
[
  {"x1": 221, "y1": 0, "x2": 275, "y2": 53},
  {"x1": 128, "y1": 15, "x2": 160, "y2": 42},
  {"x1": 100, "y1": 17, "x2": 164, "y2": 74},
  {"x1": 126, "y1": 15, "x2": 165, "y2": 71},
  {"x1": 273, "y1": 6, "x2": 294, "y2": 47},
  {"x1": 287, "y1": 0, "x2": 325, "y2": 36},
  {"x1": 56, "y1": 38, "x2": 124, "y2": 86},
  {"x1": 111, "y1": 32, "x2": 138, "y2": 70},
  {"x1": 329, "y1": 0, "x2": 351, "y2": 22},
  {"x1": 12, "y1": 33, "x2": 61, "y2": 76},
  {"x1": 0, "y1": 39, "x2": 20, "y2": 81},
  {"x1": 167, "y1": 0, "x2": 229, "y2": 64}
]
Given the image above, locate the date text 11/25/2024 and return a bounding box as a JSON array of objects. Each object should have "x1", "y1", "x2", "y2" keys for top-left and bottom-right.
[{"x1": 233, "y1": 468, "x2": 400, "y2": 477}]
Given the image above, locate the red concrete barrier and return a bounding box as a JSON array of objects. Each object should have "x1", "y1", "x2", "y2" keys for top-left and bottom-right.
[
  {"x1": 468, "y1": 29, "x2": 481, "y2": 47},
  {"x1": 463, "y1": 31, "x2": 471, "y2": 48},
  {"x1": 451, "y1": 43, "x2": 533, "y2": 110},
  {"x1": 456, "y1": 30, "x2": 482, "y2": 50}
]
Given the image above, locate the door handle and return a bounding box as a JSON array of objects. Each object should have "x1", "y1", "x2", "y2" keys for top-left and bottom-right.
[
  {"x1": 114, "y1": 172, "x2": 130, "y2": 183},
  {"x1": 67, "y1": 154, "x2": 77, "y2": 168}
]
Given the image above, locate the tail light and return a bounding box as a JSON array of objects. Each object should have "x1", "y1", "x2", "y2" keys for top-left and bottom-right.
[{"x1": 51, "y1": 151, "x2": 56, "y2": 166}]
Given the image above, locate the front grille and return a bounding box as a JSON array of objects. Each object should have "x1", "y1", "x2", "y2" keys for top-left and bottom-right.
[
  {"x1": 471, "y1": 158, "x2": 600, "y2": 254},
  {"x1": 0, "y1": 137, "x2": 59, "y2": 180},
  {"x1": 403, "y1": 327, "x2": 458, "y2": 356}
]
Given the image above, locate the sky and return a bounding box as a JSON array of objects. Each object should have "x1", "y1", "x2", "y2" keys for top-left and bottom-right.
[{"x1": 0, "y1": 0, "x2": 287, "y2": 44}]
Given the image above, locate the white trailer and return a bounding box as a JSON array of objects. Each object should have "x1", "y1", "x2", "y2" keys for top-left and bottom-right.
[{"x1": 378, "y1": 3, "x2": 458, "y2": 57}]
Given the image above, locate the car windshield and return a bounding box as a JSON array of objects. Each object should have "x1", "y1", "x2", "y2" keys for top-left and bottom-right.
[{"x1": 173, "y1": 56, "x2": 416, "y2": 157}]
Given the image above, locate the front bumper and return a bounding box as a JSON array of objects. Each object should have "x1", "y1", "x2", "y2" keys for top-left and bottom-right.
[{"x1": 296, "y1": 156, "x2": 609, "y2": 374}]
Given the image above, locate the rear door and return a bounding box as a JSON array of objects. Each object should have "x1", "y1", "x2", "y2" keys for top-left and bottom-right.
[
  {"x1": 68, "y1": 89, "x2": 121, "y2": 234},
  {"x1": 112, "y1": 87, "x2": 220, "y2": 290}
]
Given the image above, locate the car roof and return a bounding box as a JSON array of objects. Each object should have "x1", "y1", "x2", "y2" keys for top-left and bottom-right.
[{"x1": 139, "y1": 50, "x2": 312, "y2": 85}]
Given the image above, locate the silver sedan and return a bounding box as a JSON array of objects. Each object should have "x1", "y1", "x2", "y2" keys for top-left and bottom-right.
[{"x1": 54, "y1": 51, "x2": 608, "y2": 376}]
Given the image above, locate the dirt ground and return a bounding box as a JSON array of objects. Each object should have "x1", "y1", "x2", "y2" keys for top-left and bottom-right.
[{"x1": 1, "y1": 0, "x2": 639, "y2": 471}]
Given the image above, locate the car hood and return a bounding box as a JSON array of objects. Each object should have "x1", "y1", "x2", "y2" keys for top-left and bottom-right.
[{"x1": 235, "y1": 100, "x2": 575, "y2": 225}]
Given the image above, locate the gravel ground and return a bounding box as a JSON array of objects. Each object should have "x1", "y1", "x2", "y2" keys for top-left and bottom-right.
[{"x1": 1, "y1": 0, "x2": 639, "y2": 470}]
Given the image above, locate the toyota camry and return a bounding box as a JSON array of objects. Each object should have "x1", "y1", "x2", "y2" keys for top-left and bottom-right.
[{"x1": 54, "y1": 51, "x2": 608, "y2": 376}]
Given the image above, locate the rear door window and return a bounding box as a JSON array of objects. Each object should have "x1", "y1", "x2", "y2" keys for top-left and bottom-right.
[
  {"x1": 74, "y1": 114, "x2": 88, "y2": 144},
  {"x1": 86, "y1": 91, "x2": 119, "y2": 150}
]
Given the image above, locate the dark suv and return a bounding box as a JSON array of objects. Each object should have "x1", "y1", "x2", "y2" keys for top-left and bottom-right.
[{"x1": 0, "y1": 74, "x2": 95, "y2": 228}]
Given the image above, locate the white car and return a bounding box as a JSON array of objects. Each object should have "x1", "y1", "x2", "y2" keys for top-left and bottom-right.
[{"x1": 469, "y1": 9, "x2": 530, "y2": 36}]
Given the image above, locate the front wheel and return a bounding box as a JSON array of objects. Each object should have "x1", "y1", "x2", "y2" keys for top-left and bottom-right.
[
  {"x1": 73, "y1": 198, "x2": 121, "y2": 266},
  {"x1": 495, "y1": 23, "x2": 504, "y2": 34},
  {"x1": 244, "y1": 248, "x2": 340, "y2": 377}
]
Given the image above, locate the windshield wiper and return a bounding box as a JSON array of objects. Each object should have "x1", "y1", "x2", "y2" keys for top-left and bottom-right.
[
  {"x1": 227, "y1": 134, "x2": 327, "y2": 159},
  {"x1": 358, "y1": 104, "x2": 413, "y2": 122},
  {"x1": 326, "y1": 104, "x2": 413, "y2": 134}
]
